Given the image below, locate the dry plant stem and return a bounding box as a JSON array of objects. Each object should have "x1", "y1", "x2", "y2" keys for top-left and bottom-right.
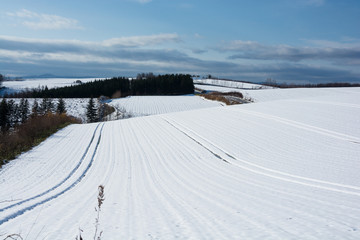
[{"x1": 94, "y1": 185, "x2": 105, "y2": 240}]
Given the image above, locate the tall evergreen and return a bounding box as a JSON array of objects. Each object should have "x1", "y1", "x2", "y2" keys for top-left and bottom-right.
[
  {"x1": 39, "y1": 98, "x2": 54, "y2": 114},
  {"x1": 0, "y1": 98, "x2": 9, "y2": 132},
  {"x1": 31, "y1": 99, "x2": 39, "y2": 117},
  {"x1": 56, "y1": 98, "x2": 66, "y2": 114},
  {"x1": 86, "y1": 98, "x2": 98, "y2": 123},
  {"x1": 46, "y1": 98, "x2": 54, "y2": 113},
  {"x1": 39, "y1": 98, "x2": 48, "y2": 115},
  {"x1": 7, "y1": 100, "x2": 19, "y2": 127},
  {"x1": 19, "y1": 98, "x2": 30, "y2": 123}
]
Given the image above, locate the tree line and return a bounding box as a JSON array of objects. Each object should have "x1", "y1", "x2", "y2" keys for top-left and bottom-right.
[
  {"x1": 0, "y1": 98, "x2": 66, "y2": 133},
  {"x1": 263, "y1": 78, "x2": 360, "y2": 88},
  {"x1": 0, "y1": 98, "x2": 78, "y2": 165},
  {"x1": 3, "y1": 74, "x2": 194, "y2": 99}
]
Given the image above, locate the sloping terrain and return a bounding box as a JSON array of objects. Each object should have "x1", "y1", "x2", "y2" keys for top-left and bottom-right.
[
  {"x1": 2, "y1": 78, "x2": 100, "y2": 92},
  {"x1": 0, "y1": 88, "x2": 359, "y2": 239},
  {"x1": 109, "y1": 95, "x2": 222, "y2": 117},
  {"x1": 194, "y1": 78, "x2": 272, "y2": 89}
]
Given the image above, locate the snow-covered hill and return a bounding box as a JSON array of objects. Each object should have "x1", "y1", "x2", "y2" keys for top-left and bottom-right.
[
  {"x1": 0, "y1": 88, "x2": 360, "y2": 239},
  {"x1": 194, "y1": 78, "x2": 272, "y2": 90},
  {"x1": 108, "y1": 95, "x2": 223, "y2": 117},
  {"x1": 2, "y1": 78, "x2": 100, "y2": 91}
]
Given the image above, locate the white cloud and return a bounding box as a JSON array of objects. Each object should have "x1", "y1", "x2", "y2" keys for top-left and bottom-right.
[
  {"x1": 218, "y1": 39, "x2": 360, "y2": 63},
  {"x1": 1, "y1": 35, "x2": 359, "y2": 83},
  {"x1": 6, "y1": 9, "x2": 82, "y2": 30},
  {"x1": 102, "y1": 33, "x2": 181, "y2": 47}
]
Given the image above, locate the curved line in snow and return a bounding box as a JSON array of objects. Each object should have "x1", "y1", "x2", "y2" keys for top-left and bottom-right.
[{"x1": 0, "y1": 123, "x2": 105, "y2": 226}]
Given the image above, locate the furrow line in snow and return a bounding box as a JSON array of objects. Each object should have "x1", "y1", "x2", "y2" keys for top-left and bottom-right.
[
  {"x1": 230, "y1": 108, "x2": 360, "y2": 143},
  {"x1": 0, "y1": 124, "x2": 101, "y2": 213},
  {"x1": 163, "y1": 117, "x2": 360, "y2": 196},
  {"x1": 157, "y1": 118, "x2": 360, "y2": 234},
  {"x1": 136, "y1": 121, "x2": 232, "y2": 238},
  {"x1": 162, "y1": 118, "x2": 229, "y2": 164},
  {"x1": 149, "y1": 126, "x2": 284, "y2": 239},
  {"x1": 0, "y1": 123, "x2": 105, "y2": 226},
  {"x1": 296, "y1": 100, "x2": 360, "y2": 109}
]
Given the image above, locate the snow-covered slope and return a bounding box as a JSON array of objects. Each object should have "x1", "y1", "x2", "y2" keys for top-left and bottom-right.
[
  {"x1": 0, "y1": 88, "x2": 359, "y2": 239},
  {"x1": 109, "y1": 95, "x2": 223, "y2": 117},
  {"x1": 195, "y1": 83, "x2": 360, "y2": 103},
  {"x1": 2, "y1": 78, "x2": 100, "y2": 91},
  {"x1": 194, "y1": 78, "x2": 272, "y2": 89}
]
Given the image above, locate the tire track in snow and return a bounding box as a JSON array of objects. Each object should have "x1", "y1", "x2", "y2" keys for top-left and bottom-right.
[
  {"x1": 162, "y1": 119, "x2": 229, "y2": 163},
  {"x1": 155, "y1": 120, "x2": 286, "y2": 238},
  {"x1": 0, "y1": 124, "x2": 101, "y2": 213},
  {"x1": 163, "y1": 117, "x2": 360, "y2": 196},
  {"x1": 162, "y1": 117, "x2": 360, "y2": 233},
  {"x1": 0, "y1": 123, "x2": 105, "y2": 225}
]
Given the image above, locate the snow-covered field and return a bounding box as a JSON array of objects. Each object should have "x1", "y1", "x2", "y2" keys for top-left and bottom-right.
[
  {"x1": 1, "y1": 87, "x2": 359, "y2": 239},
  {"x1": 1, "y1": 78, "x2": 101, "y2": 92},
  {"x1": 109, "y1": 95, "x2": 223, "y2": 117},
  {"x1": 194, "y1": 78, "x2": 273, "y2": 89},
  {"x1": 195, "y1": 83, "x2": 360, "y2": 103}
]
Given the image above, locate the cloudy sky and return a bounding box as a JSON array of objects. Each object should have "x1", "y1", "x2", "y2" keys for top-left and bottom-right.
[{"x1": 1, "y1": 0, "x2": 360, "y2": 83}]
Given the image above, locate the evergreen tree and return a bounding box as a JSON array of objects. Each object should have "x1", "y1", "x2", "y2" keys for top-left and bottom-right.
[
  {"x1": 86, "y1": 98, "x2": 98, "y2": 123},
  {"x1": 56, "y1": 98, "x2": 66, "y2": 114},
  {"x1": 19, "y1": 98, "x2": 30, "y2": 123},
  {"x1": 31, "y1": 99, "x2": 39, "y2": 117},
  {"x1": 0, "y1": 74, "x2": 4, "y2": 88},
  {"x1": 7, "y1": 100, "x2": 19, "y2": 127},
  {"x1": 46, "y1": 98, "x2": 54, "y2": 113},
  {"x1": 0, "y1": 98, "x2": 9, "y2": 132},
  {"x1": 39, "y1": 98, "x2": 54, "y2": 114},
  {"x1": 39, "y1": 98, "x2": 48, "y2": 115}
]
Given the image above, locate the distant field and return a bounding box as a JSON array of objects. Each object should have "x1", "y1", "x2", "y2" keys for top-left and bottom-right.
[
  {"x1": 109, "y1": 95, "x2": 223, "y2": 117},
  {"x1": 0, "y1": 78, "x2": 102, "y2": 95}
]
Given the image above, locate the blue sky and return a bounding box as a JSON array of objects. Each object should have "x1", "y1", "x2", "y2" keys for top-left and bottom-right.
[{"x1": 1, "y1": 0, "x2": 360, "y2": 83}]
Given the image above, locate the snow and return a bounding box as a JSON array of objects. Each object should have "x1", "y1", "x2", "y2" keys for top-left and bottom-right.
[
  {"x1": 108, "y1": 95, "x2": 223, "y2": 117},
  {"x1": 194, "y1": 78, "x2": 273, "y2": 90},
  {"x1": 2, "y1": 78, "x2": 101, "y2": 92},
  {"x1": 195, "y1": 83, "x2": 360, "y2": 103},
  {"x1": 6, "y1": 98, "x2": 95, "y2": 123},
  {"x1": 0, "y1": 88, "x2": 360, "y2": 239}
]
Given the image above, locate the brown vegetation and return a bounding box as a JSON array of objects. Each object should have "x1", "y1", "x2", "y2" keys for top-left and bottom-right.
[
  {"x1": 200, "y1": 91, "x2": 252, "y2": 105},
  {"x1": 0, "y1": 113, "x2": 80, "y2": 166}
]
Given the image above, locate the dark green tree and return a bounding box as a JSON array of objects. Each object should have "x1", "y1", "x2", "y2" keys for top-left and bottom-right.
[
  {"x1": 56, "y1": 98, "x2": 66, "y2": 114},
  {"x1": 86, "y1": 98, "x2": 98, "y2": 123},
  {"x1": 39, "y1": 98, "x2": 54, "y2": 114},
  {"x1": 19, "y1": 98, "x2": 30, "y2": 123},
  {"x1": 0, "y1": 98, "x2": 9, "y2": 132},
  {"x1": 7, "y1": 100, "x2": 19, "y2": 127},
  {"x1": 0, "y1": 74, "x2": 4, "y2": 88},
  {"x1": 31, "y1": 99, "x2": 40, "y2": 117}
]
